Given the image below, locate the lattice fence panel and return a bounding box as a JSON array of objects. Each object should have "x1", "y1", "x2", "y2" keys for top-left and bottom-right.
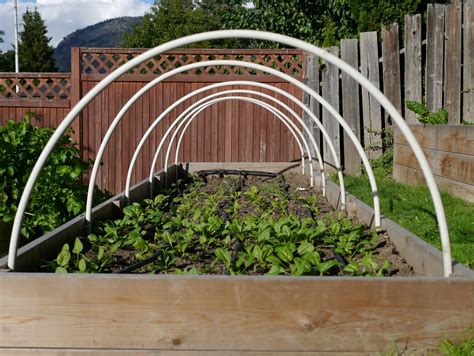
[
  {"x1": 81, "y1": 51, "x2": 304, "y2": 77},
  {"x1": 0, "y1": 76, "x2": 70, "y2": 100}
]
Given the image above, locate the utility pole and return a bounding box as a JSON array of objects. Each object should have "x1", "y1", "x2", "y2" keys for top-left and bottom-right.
[{"x1": 13, "y1": 0, "x2": 19, "y2": 73}]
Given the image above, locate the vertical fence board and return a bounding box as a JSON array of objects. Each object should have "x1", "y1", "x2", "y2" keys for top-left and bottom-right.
[
  {"x1": 404, "y1": 14, "x2": 423, "y2": 124},
  {"x1": 322, "y1": 46, "x2": 340, "y2": 169},
  {"x1": 360, "y1": 32, "x2": 382, "y2": 158},
  {"x1": 426, "y1": 4, "x2": 446, "y2": 112},
  {"x1": 464, "y1": 0, "x2": 474, "y2": 122},
  {"x1": 445, "y1": 0, "x2": 462, "y2": 123},
  {"x1": 303, "y1": 53, "x2": 320, "y2": 159},
  {"x1": 382, "y1": 23, "x2": 402, "y2": 115},
  {"x1": 341, "y1": 39, "x2": 361, "y2": 175}
]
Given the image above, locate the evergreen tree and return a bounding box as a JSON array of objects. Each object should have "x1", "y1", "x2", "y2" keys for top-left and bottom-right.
[
  {"x1": 0, "y1": 50, "x2": 15, "y2": 72},
  {"x1": 18, "y1": 8, "x2": 56, "y2": 72}
]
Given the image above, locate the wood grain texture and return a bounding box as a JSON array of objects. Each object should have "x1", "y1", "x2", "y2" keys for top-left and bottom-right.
[
  {"x1": 393, "y1": 125, "x2": 474, "y2": 155},
  {"x1": 404, "y1": 15, "x2": 423, "y2": 124},
  {"x1": 322, "y1": 46, "x2": 340, "y2": 169},
  {"x1": 0, "y1": 274, "x2": 472, "y2": 352},
  {"x1": 360, "y1": 32, "x2": 382, "y2": 158},
  {"x1": 381, "y1": 23, "x2": 402, "y2": 115},
  {"x1": 445, "y1": 0, "x2": 463, "y2": 123},
  {"x1": 341, "y1": 39, "x2": 361, "y2": 175},
  {"x1": 394, "y1": 143, "x2": 474, "y2": 184},
  {"x1": 464, "y1": 0, "x2": 474, "y2": 122},
  {"x1": 426, "y1": 4, "x2": 446, "y2": 112},
  {"x1": 393, "y1": 163, "x2": 474, "y2": 202},
  {"x1": 303, "y1": 53, "x2": 320, "y2": 158}
]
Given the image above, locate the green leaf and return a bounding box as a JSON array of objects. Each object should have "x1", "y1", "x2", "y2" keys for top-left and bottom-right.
[
  {"x1": 275, "y1": 245, "x2": 294, "y2": 263},
  {"x1": 55, "y1": 266, "x2": 68, "y2": 273},
  {"x1": 215, "y1": 247, "x2": 232, "y2": 267},
  {"x1": 97, "y1": 246, "x2": 105, "y2": 261},
  {"x1": 56, "y1": 244, "x2": 71, "y2": 267},
  {"x1": 72, "y1": 237, "x2": 83, "y2": 255},
  {"x1": 78, "y1": 258, "x2": 87, "y2": 272},
  {"x1": 253, "y1": 245, "x2": 263, "y2": 263},
  {"x1": 267, "y1": 264, "x2": 283, "y2": 275},
  {"x1": 297, "y1": 241, "x2": 314, "y2": 255}
]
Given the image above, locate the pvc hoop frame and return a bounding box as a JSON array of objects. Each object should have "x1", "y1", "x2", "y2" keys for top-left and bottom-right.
[
  {"x1": 165, "y1": 95, "x2": 312, "y2": 180},
  {"x1": 7, "y1": 30, "x2": 451, "y2": 277},
  {"x1": 96, "y1": 62, "x2": 368, "y2": 225},
  {"x1": 170, "y1": 96, "x2": 307, "y2": 170},
  {"x1": 159, "y1": 95, "x2": 317, "y2": 186}
]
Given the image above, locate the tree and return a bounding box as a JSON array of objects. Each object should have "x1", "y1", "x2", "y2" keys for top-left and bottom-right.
[
  {"x1": 18, "y1": 8, "x2": 56, "y2": 72},
  {"x1": 0, "y1": 50, "x2": 15, "y2": 72},
  {"x1": 224, "y1": 0, "x2": 450, "y2": 47},
  {"x1": 122, "y1": 0, "x2": 246, "y2": 48}
]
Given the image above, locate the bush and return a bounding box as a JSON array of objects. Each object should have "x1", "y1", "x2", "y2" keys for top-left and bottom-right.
[{"x1": 0, "y1": 113, "x2": 107, "y2": 238}]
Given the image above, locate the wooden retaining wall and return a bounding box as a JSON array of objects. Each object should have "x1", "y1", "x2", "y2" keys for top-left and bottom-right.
[{"x1": 393, "y1": 125, "x2": 474, "y2": 202}]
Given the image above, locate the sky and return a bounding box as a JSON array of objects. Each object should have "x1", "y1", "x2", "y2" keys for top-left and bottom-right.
[{"x1": 0, "y1": 0, "x2": 153, "y2": 51}]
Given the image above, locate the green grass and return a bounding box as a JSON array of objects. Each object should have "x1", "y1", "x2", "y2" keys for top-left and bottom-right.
[{"x1": 336, "y1": 173, "x2": 474, "y2": 268}]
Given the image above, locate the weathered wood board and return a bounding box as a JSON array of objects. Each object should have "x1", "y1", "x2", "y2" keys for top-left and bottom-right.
[
  {"x1": 360, "y1": 32, "x2": 382, "y2": 158},
  {"x1": 341, "y1": 39, "x2": 361, "y2": 175},
  {"x1": 426, "y1": 4, "x2": 446, "y2": 112},
  {"x1": 404, "y1": 15, "x2": 423, "y2": 124},
  {"x1": 322, "y1": 46, "x2": 340, "y2": 169},
  {"x1": 445, "y1": 0, "x2": 463, "y2": 123},
  {"x1": 0, "y1": 274, "x2": 472, "y2": 353},
  {"x1": 393, "y1": 125, "x2": 474, "y2": 201}
]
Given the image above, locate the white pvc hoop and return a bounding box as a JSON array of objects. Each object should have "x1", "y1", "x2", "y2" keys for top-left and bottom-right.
[
  {"x1": 171, "y1": 97, "x2": 306, "y2": 170},
  {"x1": 164, "y1": 95, "x2": 312, "y2": 180},
  {"x1": 7, "y1": 30, "x2": 451, "y2": 277},
  {"x1": 160, "y1": 95, "x2": 315, "y2": 184}
]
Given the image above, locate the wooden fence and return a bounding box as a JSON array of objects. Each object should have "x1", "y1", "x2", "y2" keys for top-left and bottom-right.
[
  {"x1": 0, "y1": 0, "x2": 472, "y2": 191},
  {"x1": 303, "y1": 0, "x2": 473, "y2": 174},
  {"x1": 1, "y1": 49, "x2": 304, "y2": 193}
]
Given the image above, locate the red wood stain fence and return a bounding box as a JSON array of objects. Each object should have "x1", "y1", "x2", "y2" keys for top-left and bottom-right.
[{"x1": 0, "y1": 48, "x2": 304, "y2": 194}]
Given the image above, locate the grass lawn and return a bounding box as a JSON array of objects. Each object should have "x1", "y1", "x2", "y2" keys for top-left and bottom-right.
[{"x1": 336, "y1": 173, "x2": 474, "y2": 269}]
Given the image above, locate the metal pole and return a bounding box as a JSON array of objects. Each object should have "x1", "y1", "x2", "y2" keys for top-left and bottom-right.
[{"x1": 13, "y1": 0, "x2": 19, "y2": 73}]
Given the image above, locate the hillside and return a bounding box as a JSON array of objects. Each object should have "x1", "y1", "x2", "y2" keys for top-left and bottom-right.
[{"x1": 53, "y1": 17, "x2": 141, "y2": 72}]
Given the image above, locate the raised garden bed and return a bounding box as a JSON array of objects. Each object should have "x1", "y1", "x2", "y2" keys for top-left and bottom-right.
[{"x1": 1, "y1": 162, "x2": 473, "y2": 354}]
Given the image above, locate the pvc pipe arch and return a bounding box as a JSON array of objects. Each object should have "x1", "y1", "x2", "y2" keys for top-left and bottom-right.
[
  {"x1": 161, "y1": 95, "x2": 315, "y2": 185},
  {"x1": 166, "y1": 95, "x2": 312, "y2": 180},
  {"x1": 171, "y1": 97, "x2": 307, "y2": 169},
  {"x1": 135, "y1": 88, "x2": 329, "y2": 201},
  {"x1": 7, "y1": 30, "x2": 451, "y2": 277},
  {"x1": 89, "y1": 61, "x2": 368, "y2": 229}
]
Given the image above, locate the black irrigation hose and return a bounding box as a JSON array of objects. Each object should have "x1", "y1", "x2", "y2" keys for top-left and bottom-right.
[
  {"x1": 331, "y1": 247, "x2": 349, "y2": 276},
  {"x1": 114, "y1": 250, "x2": 163, "y2": 274},
  {"x1": 197, "y1": 169, "x2": 280, "y2": 179}
]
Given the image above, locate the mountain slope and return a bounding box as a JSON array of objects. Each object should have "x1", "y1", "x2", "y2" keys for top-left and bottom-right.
[{"x1": 53, "y1": 17, "x2": 141, "y2": 72}]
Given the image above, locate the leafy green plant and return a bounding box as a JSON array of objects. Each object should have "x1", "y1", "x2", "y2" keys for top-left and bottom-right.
[
  {"x1": 48, "y1": 174, "x2": 392, "y2": 276},
  {"x1": 0, "y1": 113, "x2": 108, "y2": 240},
  {"x1": 406, "y1": 100, "x2": 448, "y2": 125}
]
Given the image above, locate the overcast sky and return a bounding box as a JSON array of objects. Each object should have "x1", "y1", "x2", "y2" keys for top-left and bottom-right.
[{"x1": 0, "y1": 0, "x2": 153, "y2": 51}]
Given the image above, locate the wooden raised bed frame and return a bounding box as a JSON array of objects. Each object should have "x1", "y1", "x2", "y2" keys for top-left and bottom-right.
[{"x1": 1, "y1": 162, "x2": 473, "y2": 354}]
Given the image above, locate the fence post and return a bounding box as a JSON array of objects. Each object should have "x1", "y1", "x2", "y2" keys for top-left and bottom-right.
[
  {"x1": 463, "y1": 0, "x2": 474, "y2": 122},
  {"x1": 70, "y1": 47, "x2": 82, "y2": 158},
  {"x1": 404, "y1": 14, "x2": 423, "y2": 124},
  {"x1": 445, "y1": 0, "x2": 462, "y2": 124},
  {"x1": 426, "y1": 4, "x2": 446, "y2": 113},
  {"x1": 322, "y1": 46, "x2": 340, "y2": 170},
  {"x1": 381, "y1": 23, "x2": 402, "y2": 117},
  {"x1": 341, "y1": 39, "x2": 361, "y2": 175},
  {"x1": 303, "y1": 52, "x2": 320, "y2": 158},
  {"x1": 360, "y1": 32, "x2": 382, "y2": 159}
]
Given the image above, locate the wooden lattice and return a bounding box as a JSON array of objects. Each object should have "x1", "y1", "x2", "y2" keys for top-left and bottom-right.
[
  {"x1": 0, "y1": 74, "x2": 70, "y2": 100},
  {"x1": 81, "y1": 49, "x2": 304, "y2": 77}
]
